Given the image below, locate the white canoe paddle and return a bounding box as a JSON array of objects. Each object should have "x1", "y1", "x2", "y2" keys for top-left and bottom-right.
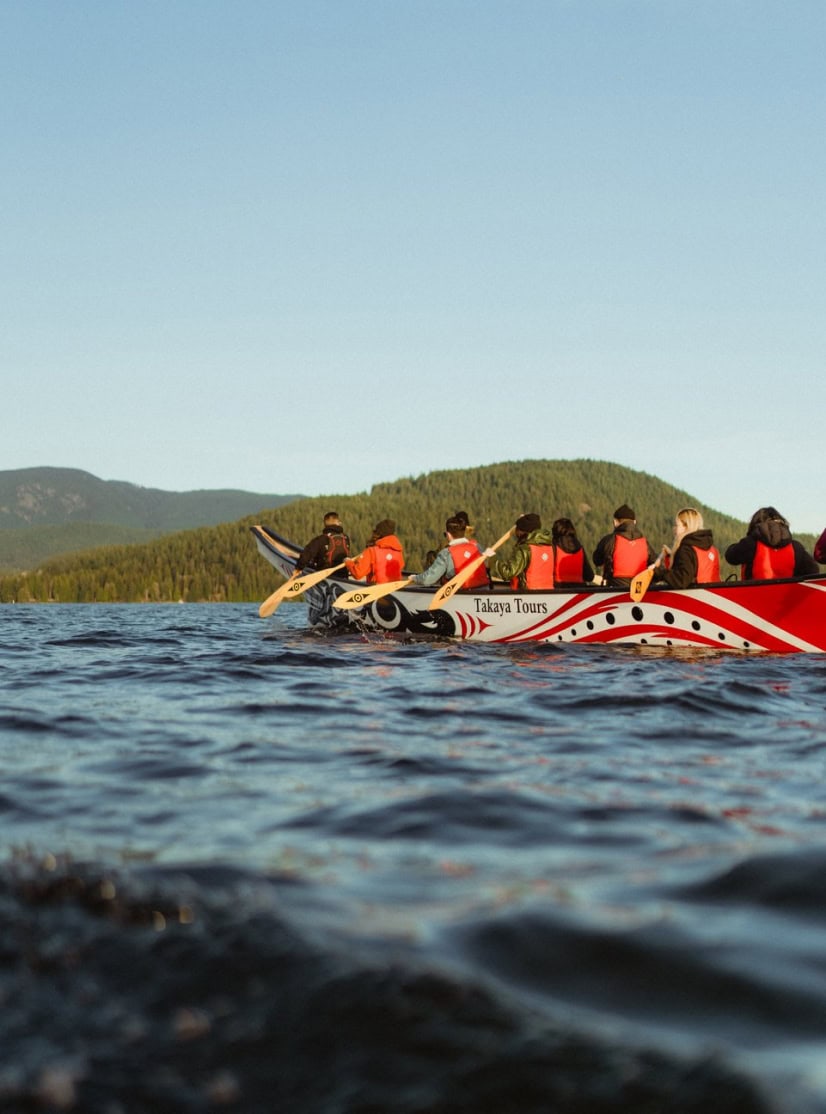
[
  {"x1": 333, "y1": 578, "x2": 415, "y2": 610},
  {"x1": 259, "y1": 563, "x2": 348, "y2": 618}
]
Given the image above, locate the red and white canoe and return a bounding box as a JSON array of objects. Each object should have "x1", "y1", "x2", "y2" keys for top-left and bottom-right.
[{"x1": 251, "y1": 525, "x2": 826, "y2": 654}]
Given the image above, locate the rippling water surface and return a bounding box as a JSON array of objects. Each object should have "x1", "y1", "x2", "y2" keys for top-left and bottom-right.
[{"x1": 3, "y1": 603, "x2": 826, "y2": 1112}]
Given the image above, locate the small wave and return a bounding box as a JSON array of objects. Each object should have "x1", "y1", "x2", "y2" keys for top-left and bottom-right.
[
  {"x1": 0, "y1": 855, "x2": 777, "y2": 1114},
  {"x1": 675, "y1": 849, "x2": 826, "y2": 918}
]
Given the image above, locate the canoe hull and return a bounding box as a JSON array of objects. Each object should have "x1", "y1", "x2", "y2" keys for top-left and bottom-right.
[{"x1": 251, "y1": 525, "x2": 826, "y2": 654}]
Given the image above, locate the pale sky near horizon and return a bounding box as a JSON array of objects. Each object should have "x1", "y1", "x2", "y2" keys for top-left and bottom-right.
[{"x1": 3, "y1": 1, "x2": 825, "y2": 532}]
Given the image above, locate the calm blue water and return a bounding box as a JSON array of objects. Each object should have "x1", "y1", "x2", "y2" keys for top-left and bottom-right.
[{"x1": 3, "y1": 603, "x2": 826, "y2": 1112}]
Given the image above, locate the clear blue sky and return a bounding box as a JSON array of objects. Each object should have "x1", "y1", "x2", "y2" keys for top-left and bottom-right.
[{"x1": 3, "y1": 1, "x2": 825, "y2": 532}]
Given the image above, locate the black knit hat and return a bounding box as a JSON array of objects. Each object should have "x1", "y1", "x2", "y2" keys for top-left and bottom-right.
[
  {"x1": 373, "y1": 519, "x2": 396, "y2": 538},
  {"x1": 515, "y1": 513, "x2": 541, "y2": 533},
  {"x1": 613, "y1": 504, "x2": 635, "y2": 521}
]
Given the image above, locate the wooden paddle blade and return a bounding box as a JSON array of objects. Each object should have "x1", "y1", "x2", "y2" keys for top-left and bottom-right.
[
  {"x1": 258, "y1": 563, "x2": 347, "y2": 617},
  {"x1": 428, "y1": 527, "x2": 514, "y2": 611},
  {"x1": 333, "y1": 578, "x2": 414, "y2": 610},
  {"x1": 629, "y1": 566, "x2": 655, "y2": 602}
]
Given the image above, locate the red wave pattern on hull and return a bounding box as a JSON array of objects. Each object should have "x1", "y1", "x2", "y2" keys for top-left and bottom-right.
[
  {"x1": 454, "y1": 612, "x2": 494, "y2": 639},
  {"x1": 451, "y1": 581, "x2": 826, "y2": 653}
]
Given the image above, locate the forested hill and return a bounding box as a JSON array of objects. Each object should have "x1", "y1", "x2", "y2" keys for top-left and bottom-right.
[
  {"x1": 3, "y1": 458, "x2": 809, "y2": 604},
  {"x1": 0, "y1": 467, "x2": 302, "y2": 571}
]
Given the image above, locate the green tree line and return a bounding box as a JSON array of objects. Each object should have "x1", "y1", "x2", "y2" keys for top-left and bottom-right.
[{"x1": 0, "y1": 459, "x2": 817, "y2": 603}]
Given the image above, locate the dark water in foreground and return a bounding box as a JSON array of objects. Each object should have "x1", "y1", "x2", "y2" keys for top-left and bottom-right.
[{"x1": 3, "y1": 604, "x2": 826, "y2": 1113}]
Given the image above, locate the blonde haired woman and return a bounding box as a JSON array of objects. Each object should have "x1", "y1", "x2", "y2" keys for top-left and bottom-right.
[{"x1": 653, "y1": 508, "x2": 721, "y2": 588}]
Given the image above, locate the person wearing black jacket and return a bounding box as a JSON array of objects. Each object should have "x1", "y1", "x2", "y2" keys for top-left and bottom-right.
[
  {"x1": 725, "y1": 507, "x2": 818, "y2": 580},
  {"x1": 652, "y1": 508, "x2": 720, "y2": 588},
  {"x1": 294, "y1": 511, "x2": 351, "y2": 578},
  {"x1": 592, "y1": 504, "x2": 657, "y2": 587}
]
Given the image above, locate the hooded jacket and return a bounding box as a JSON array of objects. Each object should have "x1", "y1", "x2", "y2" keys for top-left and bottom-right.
[
  {"x1": 654, "y1": 529, "x2": 720, "y2": 589},
  {"x1": 725, "y1": 519, "x2": 818, "y2": 580},
  {"x1": 592, "y1": 522, "x2": 657, "y2": 587},
  {"x1": 346, "y1": 534, "x2": 405, "y2": 584},
  {"x1": 491, "y1": 526, "x2": 555, "y2": 590}
]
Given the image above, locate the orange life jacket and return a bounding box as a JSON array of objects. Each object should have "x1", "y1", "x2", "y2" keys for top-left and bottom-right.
[
  {"x1": 691, "y1": 545, "x2": 720, "y2": 584},
  {"x1": 553, "y1": 546, "x2": 585, "y2": 584},
  {"x1": 747, "y1": 539, "x2": 795, "y2": 580},
  {"x1": 524, "y1": 543, "x2": 555, "y2": 589},
  {"x1": 451, "y1": 541, "x2": 489, "y2": 589},
  {"x1": 612, "y1": 534, "x2": 649, "y2": 578},
  {"x1": 349, "y1": 535, "x2": 404, "y2": 584}
]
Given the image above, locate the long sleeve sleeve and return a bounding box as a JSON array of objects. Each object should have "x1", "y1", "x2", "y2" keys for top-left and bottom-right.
[{"x1": 410, "y1": 547, "x2": 455, "y2": 587}]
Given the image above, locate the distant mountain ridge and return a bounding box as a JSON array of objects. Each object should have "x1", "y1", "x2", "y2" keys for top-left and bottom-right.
[
  {"x1": 0, "y1": 467, "x2": 302, "y2": 572},
  {"x1": 2, "y1": 458, "x2": 818, "y2": 600}
]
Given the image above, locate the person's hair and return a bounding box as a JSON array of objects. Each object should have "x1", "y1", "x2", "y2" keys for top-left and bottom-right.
[
  {"x1": 323, "y1": 511, "x2": 341, "y2": 525},
  {"x1": 748, "y1": 506, "x2": 788, "y2": 533},
  {"x1": 453, "y1": 510, "x2": 470, "y2": 527},
  {"x1": 445, "y1": 517, "x2": 464, "y2": 537},
  {"x1": 551, "y1": 517, "x2": 576, "y2": 543},
  {"x1": 671, "y1": 507, "x2": 704, "y2": 559}
]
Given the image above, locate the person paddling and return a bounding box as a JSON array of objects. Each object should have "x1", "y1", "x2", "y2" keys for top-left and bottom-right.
[
  {"x1": 489, "y1": 513, "x2": 555, "y2": 590},
  {"x1": 408, "y1": 517, "x2": 489, "y2": 589},
  {"x1": 650, "y1": 508, "x2": 720, "y2": 588},
  {"x1": 345, "y1": 519, "x2": 405, "y2": 584},
  {"x1": 294, "y1": 511, "x2": 351, "y2": 579}
]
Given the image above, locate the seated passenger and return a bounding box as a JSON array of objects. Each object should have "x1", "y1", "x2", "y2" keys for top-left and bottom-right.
[
  {"x1": 294, "y1": 510, "x2": 351, "y2": 578},
  {"x1": 345, "y1": 519, "x2": 405, "y2": 584},
  {"x1": 551, "y1": 518, "x2": 594, "y2": 585},
  {"x1": 489, "y1": 513, "x2": 555, "y2": 590},
  {"x1": 652, "y1": 508, "x2": 720, "y2": 588},
  {"x1": 408, "y1": 518, "x2": 489, "y2": 589},
  {"x1": 724, "y1": 507, "x2": 818, "y2": 580},
  {"x1": 592, "y1": 504, "x2": 657, "y2": 588}
]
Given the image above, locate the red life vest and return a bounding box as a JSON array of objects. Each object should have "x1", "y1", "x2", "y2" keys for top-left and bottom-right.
[
  {"x1": 375, "y1": 546, "x2": 404, "y2": 583},
  {"x1": 553, "y1": 546, "x2": 585, "y2": 583},
  {"x1": 349, "y1": 536, "x2": 404, "y2": 583},
  {"x1": 691, "y1": 545, "x2": 720, "y2": 583},
  {"x1": 748, "y1": 539, "x2": 795, "y2": 580},
  {"x1": 612, "y1": 534, "x2": 649, "y2": 578},
  {"x1": 524, "y1": 543, "x2": 555, "y2": 589},
  {"x1": 451, "y1": 542, "x2": 488, "y2": 589}
]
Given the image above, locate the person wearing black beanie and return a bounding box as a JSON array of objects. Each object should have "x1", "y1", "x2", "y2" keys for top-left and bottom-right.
[
  {"x1": 489, "y1": 513, "x2": 556, "y2": 590},
  {"x1": 592, "y1": 504, "x2": 657, "y2": 588}
]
